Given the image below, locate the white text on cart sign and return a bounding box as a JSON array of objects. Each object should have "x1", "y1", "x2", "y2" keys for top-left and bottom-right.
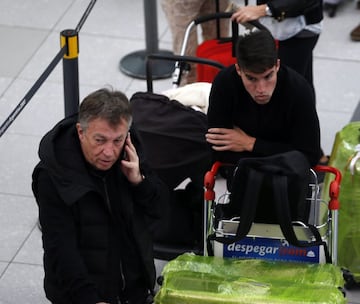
[{"x1": 227, "y1": 244, "x2": 279, "y2": 256}]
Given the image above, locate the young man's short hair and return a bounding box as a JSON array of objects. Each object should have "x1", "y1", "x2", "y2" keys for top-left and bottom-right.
[{"x1": 236, "y1": 29, "x2": 278, "y2": 73}]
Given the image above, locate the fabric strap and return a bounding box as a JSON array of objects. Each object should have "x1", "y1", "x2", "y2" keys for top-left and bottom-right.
[{"x1": 209, "y1": 167, "x2": 331, "y2": 263}]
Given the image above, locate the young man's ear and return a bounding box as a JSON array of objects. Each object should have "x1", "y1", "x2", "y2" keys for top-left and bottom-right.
[
  {"x1": 275, "y1": 59, "x2": 281, "y2": 71},
  {"x1": 235, "y1": 63, "x2": 242, "y2": 76}
]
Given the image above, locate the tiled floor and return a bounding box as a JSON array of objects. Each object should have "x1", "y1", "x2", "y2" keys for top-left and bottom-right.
[{"x1": 0, "y1": 0, "x2": 359, "y2": 303}]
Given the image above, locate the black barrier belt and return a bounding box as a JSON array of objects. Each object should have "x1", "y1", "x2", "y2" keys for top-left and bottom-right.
[
  {"x1": 75, "y1": 0, "x2": 97, "y2": 33},
  {"x1": 0, "y1": 0, "x2": 98, "y2": 138},
  {"x1": 0, "y1": 46, "x2": 68, "y2": 138}
]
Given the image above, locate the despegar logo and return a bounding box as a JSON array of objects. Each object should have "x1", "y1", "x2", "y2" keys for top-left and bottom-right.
[
  {"x1": 222, "y1": 238, "x2": 320, "y2": 261},
  {"x1": 226, "y1": 241, "x2": 316, "y2": 258},
  {"x1": 226, "y1": 243, "x2": 279, "y2": 256}
]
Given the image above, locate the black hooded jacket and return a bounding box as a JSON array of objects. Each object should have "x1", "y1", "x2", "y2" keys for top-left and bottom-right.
[{"x1": 32, "y1": 115, "x2": 168, "y2": 304}]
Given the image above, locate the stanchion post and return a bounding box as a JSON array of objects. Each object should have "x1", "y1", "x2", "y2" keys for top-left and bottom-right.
[
  {"x1": 61, "y1": 29, "x2": 80, "y2": 117},
  {"x1": 119, "y1": 0, "x2": 174, "y2": 79}
]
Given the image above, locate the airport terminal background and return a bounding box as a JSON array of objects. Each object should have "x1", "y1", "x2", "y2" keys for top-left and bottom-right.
[{"x1": 0, "y1": 0, "x2": 360, "y2": 303}]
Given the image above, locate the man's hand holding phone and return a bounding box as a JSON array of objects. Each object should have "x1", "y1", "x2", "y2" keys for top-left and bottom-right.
[{"x1": 120, "y1": 133, "x2": 144, "y2": 185}]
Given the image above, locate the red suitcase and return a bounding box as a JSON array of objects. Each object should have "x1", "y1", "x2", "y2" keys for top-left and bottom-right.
[
  {"x1": 196, "y1": 38, "x2": 237, "y2": 83},
  {"x1": 180, "y1": 13, "x2": 266, "y2": 84},
  {"x1": 194, "y1": 1, "x2": 243, "y2": 83}
]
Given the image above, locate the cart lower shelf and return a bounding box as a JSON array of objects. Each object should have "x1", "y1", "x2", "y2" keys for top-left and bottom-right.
[{"x1": 155, "y1": 253, "x2": 346, "y2": 304}]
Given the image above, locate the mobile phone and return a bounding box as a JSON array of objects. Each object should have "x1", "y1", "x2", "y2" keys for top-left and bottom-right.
[{"x1": 120, "y1": 134, "x2": 129, "y2": 160}]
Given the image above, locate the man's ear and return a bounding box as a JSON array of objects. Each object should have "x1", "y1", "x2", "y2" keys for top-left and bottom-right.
[
  {"x1": 235, "y1": 63, "x2": 242, "y2": 76},
  {"x1": 76, "y1": 123, "x2": 84, "y2": 140}
]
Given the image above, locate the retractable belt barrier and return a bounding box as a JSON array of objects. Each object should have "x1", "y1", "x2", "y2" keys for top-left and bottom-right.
[{"x1": 0, "y1": 0, "x2": 97, "y2": 138}]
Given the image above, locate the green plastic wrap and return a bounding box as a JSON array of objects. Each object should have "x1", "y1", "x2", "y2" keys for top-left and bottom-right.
[
  {"x1": 155, "y1": 253, "x2": 346, "y2": 304},
  {"x1": 322, "y1": 122, "x2": 360, "y2": 281}
]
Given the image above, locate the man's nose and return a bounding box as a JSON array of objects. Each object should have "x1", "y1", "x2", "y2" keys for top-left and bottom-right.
[{"x1": 102, "y1": 142, "x2": 116, "y2": 156}]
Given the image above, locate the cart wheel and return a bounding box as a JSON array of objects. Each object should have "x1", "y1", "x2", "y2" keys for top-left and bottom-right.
[
  {"x1": 157, "y1": 275, "x2": 164, "y2": 286},
  {"x1": 342, "y1": 268, "x2": 359, "y2": 289},
  {"x1": 338, "y1": 286, "x2": 346, "y2": 298}
]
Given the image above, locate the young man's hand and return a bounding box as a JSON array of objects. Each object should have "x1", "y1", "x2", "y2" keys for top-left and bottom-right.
[{"x1": 206, "y1": 127, "x2": 255, "y2": 152}]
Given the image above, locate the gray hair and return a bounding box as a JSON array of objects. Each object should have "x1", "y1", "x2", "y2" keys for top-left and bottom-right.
[{"x1": 78, "y1": 88, "x2": 132, "y2": 131}]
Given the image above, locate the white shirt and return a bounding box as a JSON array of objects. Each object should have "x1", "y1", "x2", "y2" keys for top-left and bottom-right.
[{"x1": 241, "y1": 0, "x2": 323, "y2": 40}]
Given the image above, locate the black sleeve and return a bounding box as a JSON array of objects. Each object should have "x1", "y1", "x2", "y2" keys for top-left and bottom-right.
[
  {"x1": 266, "y1": 0, "x2": 321, "y2": 20},
  {"x1": 287, "y1": 87, "x2": 321, "y2": 166},
  {"x1": 35, "y1": 170, "x2": 101, "y2": 304},
  {"x1": 207, "y1": 68, "x2": 245, "y2": 164},
  {"x1": 131, "y1": 171, "x2": 170, "y2": 219},
  {"x1": 286, "y1": 73, "x2": 321, "y2": 166},
  {"x1": 208, "y1": 69, "x2": 234, "y2": 130}
]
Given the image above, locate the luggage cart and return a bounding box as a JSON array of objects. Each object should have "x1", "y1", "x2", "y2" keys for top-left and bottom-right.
[
  {"x1": 204, "y1": 162, "x2": 342, "y2": 265},
  {"x1": 155, "y1": 159, "x2": 346, "y2": 303},
  {"x1": 150, "y1": 11, "x2": 347, "y2": 302}
]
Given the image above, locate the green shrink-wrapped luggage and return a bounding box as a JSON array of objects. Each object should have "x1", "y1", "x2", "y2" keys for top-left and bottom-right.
[
  {"x1": 323, "y1": 122, "x2": 360, "y2": 284},
  {"x1": 154, "y1": 253, "x2": 346, "y2": 304}
]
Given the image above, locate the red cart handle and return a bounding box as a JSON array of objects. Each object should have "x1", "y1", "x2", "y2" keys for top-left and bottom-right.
[
  {"x1": 204, "y1": 162, "x2": 342, "y2": 211},
  {"x1": 204, "y1": 161, "x2": 226, "y2": 201},
  {"x1": 313, "y1": 165, "x2": 342, "y2": 210}
]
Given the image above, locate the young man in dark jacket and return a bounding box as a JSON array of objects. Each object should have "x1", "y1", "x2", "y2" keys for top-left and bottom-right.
[
  {"x1": 206, "y1": 29, "x2": 321, "y2": 167},
  {"x1": 32, "y1": 88, "x2": 169, "y2": 304},
  {"x1": 231, "y1": 0, "x2": 323, "y2": 89},
  {"x1": 230, "y1": 0, "x2": 327, "y2": 164}
]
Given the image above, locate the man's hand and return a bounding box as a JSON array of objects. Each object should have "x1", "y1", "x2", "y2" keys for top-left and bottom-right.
[
  {"x1": 120, "y1": 133, "x2": 143, "y2": 185},
  {"x1": 206, "y1": 127, "x2": 255, "y2": 152},
  {"x1": 231, "y1": 4, "x2": 267, "y2": 23}
]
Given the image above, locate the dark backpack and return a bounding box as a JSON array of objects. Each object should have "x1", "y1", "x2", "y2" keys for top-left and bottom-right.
[
  {"x1": 211, "y1": 150, "x2": 330, "y2": 261},
  {"x1": 223, "y1": 150, "x2": 310, "y2": 224},
  {"x1": 130, "y1": 92, "x2": 210, "y2": 257},
  {"x1": 130, "y1": 92, "x2": 211, "y2": 189}
]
